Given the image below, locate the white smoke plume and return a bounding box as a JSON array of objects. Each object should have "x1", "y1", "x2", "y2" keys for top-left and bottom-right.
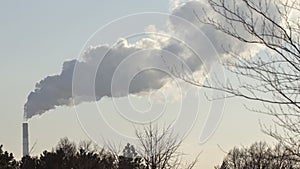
[{"x1": 24, "y1": 1, "x2": 262, "y2": 119}]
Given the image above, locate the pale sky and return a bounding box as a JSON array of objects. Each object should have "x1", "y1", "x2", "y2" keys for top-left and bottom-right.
[{"x1": 0, "y1": 0, "x2": 274, "y2": 168}]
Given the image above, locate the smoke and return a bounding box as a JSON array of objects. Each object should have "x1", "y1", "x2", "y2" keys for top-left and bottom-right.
[
  {"x1": 169, "y1": 0, "x2": 188, "y2": 11},
  {"x1": 24, "y1": 1, "x2": 258, "y2": 119}
]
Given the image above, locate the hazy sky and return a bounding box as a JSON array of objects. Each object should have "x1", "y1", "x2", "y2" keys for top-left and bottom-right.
[{"x1": 0, "y1": 0, "x2": 274, "y2": 168}]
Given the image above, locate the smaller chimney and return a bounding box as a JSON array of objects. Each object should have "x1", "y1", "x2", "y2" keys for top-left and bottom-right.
[{"x1": 22, "y1": 122, "x2": 29, "y2": 156}]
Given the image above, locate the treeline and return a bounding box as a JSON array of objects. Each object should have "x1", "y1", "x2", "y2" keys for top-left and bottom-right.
[
  {"x1": 1, "y1": 138, "x2": 144, "y2": 169},
  {"x1": 1, "y1": 139, "x2": 300, "y2": 168},
  {"x1": 1, "y1": 125, "x2": 300, "y2": 168},
  {"x1": 1, "y1": 124, "x2": 198, "y2": 169},
  {"x1": 7, "y1": 138, "x2": 148, "y2": 169},
  {"x1": 215, "y1": 142, "x2": 300, "y2": 169}
]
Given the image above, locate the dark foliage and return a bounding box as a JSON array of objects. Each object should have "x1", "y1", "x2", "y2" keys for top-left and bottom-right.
[
  {"x1": 215, "y1": 142, "x2": 300, "y2": 169},
  {"x1": 1, "y1": 123, "x2": 199, "y2": 169},
  {"x1": 0, "y1": 145, "x2": 18, "y2": 169},
  {"x1": 1, "y1": 138, "x2": 147, "y2": 169}
]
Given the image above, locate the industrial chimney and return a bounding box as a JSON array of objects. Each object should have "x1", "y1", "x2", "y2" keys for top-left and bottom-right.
[{"x1": 22, "y1": 122, "x2": 29, "y2": 156}]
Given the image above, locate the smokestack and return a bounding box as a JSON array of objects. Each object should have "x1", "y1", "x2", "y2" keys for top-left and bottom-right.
[{"x1": 22, "y1": 122, "x2": 29, "y2": 156}]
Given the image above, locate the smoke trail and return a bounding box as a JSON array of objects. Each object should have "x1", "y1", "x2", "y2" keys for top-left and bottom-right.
[{"x1": 24, "y1": 1, "x2": 255, "y2": 119}]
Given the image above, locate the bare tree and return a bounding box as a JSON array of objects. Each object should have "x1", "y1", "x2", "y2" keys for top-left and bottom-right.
[
  {"x1": 179, "y1": 0, "x2": 300, "y2": 160},
  {"x1": 135, "y1": 124, "x2": 198, "y2": 169},
  {"x1": 215, "y1": 141, "x2": 300, "y2": 169},
  {"x1": 56, "y1": 137, "x2": 77, "y2": 158}
]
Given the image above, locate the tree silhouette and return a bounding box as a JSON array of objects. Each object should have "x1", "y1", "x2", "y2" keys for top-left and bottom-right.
[
  {"x1": 135, "y1": 124, "x2": 198, "y2": 169},
  {"x1": 56, "y1": 137, "x2": 76, "y2": 159},
  {"x1": 0, "y1": 145, "x2": 18, "y2": 169},
  {"x1": 181, "y1": 0, "x2": 300, "y2": 160},
  {"x1": 118, "y1": 143, "x2": 145, "y2": 169},
  {"x1": 215, "y1": 142, "x2": 300, "y2": 169},
  {"x1": 73, "y1": 141, "x2": 116, "y2": 169},
  {"x1": 2, "y1": 125, "x2": 199, "y2": 169},
  {"x1": 39, "y1": 150, "x2": 67, "y2": 169},
  {"x1": 20, "y1": 155, "x2": 41, "y2": 169},
  {"x1": 19, "y1": 138, "x2": 116, "y2": 169}
]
